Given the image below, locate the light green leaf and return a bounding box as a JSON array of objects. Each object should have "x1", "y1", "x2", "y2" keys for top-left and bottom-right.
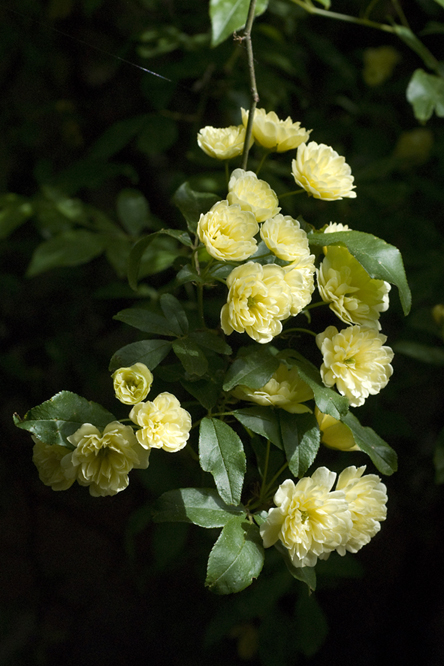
[
  {"x1": 199, "y1": 418, "x2": 246, "y2": 505},
  {"x1": 433, "y1": 0, "x2": 444, "y2": 7},
  {"x1": 116, "y1": 189, "x2": 151, "y2": 236},
  {"x1": 309, "y1": 230, "x2": 411, "y2": 316},
  {"x1": 152, "y1": 488, "x2": 246, "y2": 527},
  {"x1": 233, "y1": 406, "x2": 283, "y2": 449},
  {"x1": 279, "y1": 411, "x2": 320, "y2": 478},
  {"x1": 13, "y1": 391, "x2": 115, "y2": 448},
  {"x1": 173, "y1": 182, "x2": 220, "y2": 234},
  {"x1": 288, "y1": 355, "x2": 349, "y2": 420},
  {"x1": 394, "y1": 340, "x2": 444, "y2": 366},
  {"x1": 223, "y1": 347, "x2": 279, "y2": 392},
  {"x1": 406, "y1": 68, "x2": 444, "y2": 122},
  {"x1": 26, "y1": 230, "x2": 105, "y2": 277},
  {"x1": 108, "y1": 339, "x2": 172, "y2": 372},
  {"x1": 210, "y1": 0, "x2": 269, "y2": 48},
  {"x1": 0, "y1": 195, "x2": 33, "y2": 240},
  {"x1": 173, "y1": 337, "x2": 209, "y2": 376},
  {"x1": 113, "y1": 308, "x2": 178, "y2": 337},
  {"x1": 205, "y1": 516, "x2": 264, "y2": 594},
  {"x1": 160, "y1": 294, "x2": 189, "y2": 336},
  {"x1": 341, "y1": 411, "x2": 397, "y2": 475}
]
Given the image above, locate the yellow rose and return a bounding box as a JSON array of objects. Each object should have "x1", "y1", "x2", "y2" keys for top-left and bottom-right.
[
  {"x1": 233, "y1": 363, "x2": 313, "y2": 413},
  {"x1": 241, "y1": 107, "x2": 311, "y2": 152},
  {"x1": 316, "y1": 325, "x2": 394, "y2": 407},
  {"x1": 317, "y1": 245, "x2": 390, "y2": 329},
  {"x1": 32, "y1": 436, "x2": 75, "y2": 491},
  {"x1": 282, "y1": 257, "x2": 315, "y2": 316},
  {"x1": 220, "y1": 262, "x2": 292, "y2": 344},
  {"x1": 130, "y1": 392, "x2": 192, "y2": 452},
  {"x1": 260, "y1": 467, "x2": 352, "y2": 568},
  {"x1": 260, "y1": 214, "x2": 311, "y2": 262},
  {"x1": 315, "y1": 407, "x2": 359, "y2": 451},
  {"x1": 227, "y1": 168, "x2": 280, "y2": 222},
  {"x1": 112, "y1": 363, "x2": 153, "y2": 405},
  {"x1": 291, "y1": 142, "x2": 356, "y2": 201},
  {"x1": 64, "y1": 421, "x2": 149, "y2": 497},
  {"x1": 197, "y1": 200, "x2": 259, "y2": 261},
  {"x1": 197, "y1": 124, "x2": 252, "y2": 160}
]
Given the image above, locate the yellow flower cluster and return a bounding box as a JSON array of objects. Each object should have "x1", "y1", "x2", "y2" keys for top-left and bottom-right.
[
  {"x1": 260, "y1": 465, "x2": 387, "y2": 567},
  {"x1": 130, "y1": 392, "x2": 192, "y2": 453},
  {"x1": 197, "y1": 200, "x2": 258, "y2": 262},
  {"x1": 233, "y1": 363, "x2": 313, "y2": 414}
]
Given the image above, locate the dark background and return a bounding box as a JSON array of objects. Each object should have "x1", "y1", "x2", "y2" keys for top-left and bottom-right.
[{"x1": 1, "y1": 1, "x2": 444, "y2": 664}]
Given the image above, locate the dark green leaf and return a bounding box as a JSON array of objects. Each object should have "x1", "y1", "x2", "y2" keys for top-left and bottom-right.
[
  {"x1": 116, "y1": 188, "x2": 151, "y2": 236},
  {"x1": 0, "y1": 195, "x2": 33, "y2": 240},
  {"x1": 290, "y1": 355, "x2": 349, "y2": 420},
  {"x1": 89, "y1": 115, "x2": 148, "y2": 160},
  {"x1": 223, "y1": 347, "x2": 279, "y2": 392},
  {"x1": 406, "y1": 68, "x2": 444, "y2": 122},
  {"x1": 210, "y1": 0, "x2": 269, "y2": 47},
  {"x1": 26, "y1": 230, "x2": 105, "y2": 277},
  {"x1": 109, "y1": 339, "x2": 172, "y2": 372},
  {"x1": 13, "y1": 391, "x2": 115, "y2": 448},
  {"x1": 114, "y1": 308, "x2": 178, "y2": 337},
  {"x1": 205, "y1": 516, "x2": 264, "y2": 594},
  {"x1": 279, "y1": 411, "x2": 320, "y2": 477},
  {"x1": 181, "y1": 377, "x2": 221, "y2": 410},
  {"x1": 128, "y1": 230, "x2": 191, "y2": 290},
  {"x1": 152, "y1": 488, "x2": 246, "y2": 527},
  {"x1": 341, "y1": 411, "x2": 397, "y2": 475},
  {"x1": 233, "y1": 407, "x2": 283, "y2": 449},
  {"x1": 160, "y1": 294, "x2": 189, "y2": 335},
  {"x1": 173, "y1": 182, "x2": 220, "y2": 234},
  {"x1": 308, "y1": 230, "x2": 411, "y2": 316},
  {"x1": 189, "y1": 330, "x2": 232, "y2": 355},
  {"x1": 199, "y1": 418, "x2": 246, "y2": 505},
  {"x1": 136, "y1": 115, "x2": 178, "y2": 155},
  {"x1": 294, "y1": 591, "x2": 328, "y2": 657},
  {"x1": 176, "y1": 263, "x2": 204, "y2": 286},
  {"x1": 394, "y1": 340, "x2": 444, "y2": 366},
  {"x1": 274, "y1": 541, "x2": 316, "y2": 591},
  {"x1": 173, "y1": 337, "x2": 208, "y2": 376},
  {"x1": 393, "y1": 26, "x2": 439, "y2": 73}
]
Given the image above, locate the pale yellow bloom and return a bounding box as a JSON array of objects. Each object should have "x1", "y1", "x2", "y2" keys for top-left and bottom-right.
[
  {"x1": 32, "y1": 436, "x2": 75, "y2": 491},
  {"x1": 315, "y1": 407, "x2": 359, "y2": 451},
  {"x1": 316, "y1": 325, "x2": 394, "y2": 407},
  {"x1": 130, "y1": 392, "x2": 192, "y2": 452},
  {"x1": 220, "y1": 262, "x2": 292, "y2": 344},
  {"x1": 112, "y1": 362, "x2": 153, "y2": 405},
  {"x1": 260, "y1": 467, "x2": 352, "y2": 568},
  {"x1": 233, "y1": 363, "x2": 313, "y2": 414},
  {"x1": 292, "y1": 142, "x2": 356, "y2": 201},
  {"x1": 241, "y1": 107, "x2": 311, "y2": 152},
  {"x1": 197, "y1": 200, "x2": 258, "y2": 261},
  {"x1": 197, "y1": 125, "x2": 252, "y2": 160},
  {"x1": 317, "y1": 246, "x2": 391, "y2": 329},
  {"x1": 227, "y1": 169, "x2": 280, "y2": 222},
  {"x1": 323, "y1": 222, "x2": 350, "y2": 233},
  {"x1": 432, "y1": 304, "x2": 444, "y2": 327},
  {"x1": 260, "y1": 214, "x2": 311, "y2": 262},
  {"x1": 363, "y1": 46, "x2": 400, "y2": 87},
  {"x1": 335, "y1": 466, "x2": 387, "y2": 553},
  {"x1": 282, "y1": 257, "x2": 316, "y2": 316},
  {"x1": 64, "y1": 421, "x2": 149, "y2": 497}
]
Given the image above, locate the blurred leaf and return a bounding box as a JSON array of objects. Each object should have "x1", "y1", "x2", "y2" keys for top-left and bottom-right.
[
  {"x1": 113, "y1": 308, "x2": 179, "y2": 337},
  {"x1": 0, "y1": 195, "x2": 32, "y2": 239},
  {"x1": 288, "y1": 355, "x2": 349, "y2": 420},
  {"x1": 152, "y1": 487, "x2": 246, "y2": 527},
  {"x1": 160, "y1": 293, "x2": 189, "y2": 335},
  {"x1": 394, "y1": 340, "x2": 444, "y2": 365},
  {"x1": 128, "y1": 230, "x2": 191, "y2": 290},
  {"x1": 173, "y1": 182, "x2": 220, "y2": 234},
  {"x1": 13, "y1": 391, "x2": 115, "y2": 448},
  {"x1": 341, "y1": 412, "x2": 397, "y2": 475},
  {"x1": 116, "y1": 189, "x2": 151, "y2": 236},
  {"x1": 234, "y1": 406, "x2": 283, "y2": 449},
  {"x1": 309, "y1": 230, "x2": 411, "y2": 316},
  {"x1": 136, "y1": 115, "x2": 178, "y2": 155},
  {"x1": 199, "y1": 417, "x2": 246, "y2": 505},
  {"x1": 109, "y1": 339, "x2": 172, "y2": 372},
  {"x1": 89, "y1": 115, "x2": 148, "y2": 160},
  {"x1": 26, "y1": 230, "x2": 105, "y2": 277},
  {"x1": 433, "y1": 427, "x2": 444, "y2": 484},
  {"x1": 294, "y1": 591, "x2": 328, "y2": 657},
  {"x1": 279, "y1": 411, "x2": 320, "y2": 478},
  {"x1": 432, "y1": 0, "x2": 444, "y2": 7},
  {"x1": 173, "y1": 337, "x2": 209, "y2": 376},
  {"x1": 223, "y1": 347, "x2": 280, "y2": 391},
  {"x1": 210, "y1": 0, "x2": 269, "y2": 47},
  {"x1": 393, "y1": 26, "x2": 439, "y2": 73},
  {"x1": 205, "y1": 516, "x2": 264, "y2": 594},
  {"x1": 406, "y1": 68, "x2": 444, "y2": 122}
]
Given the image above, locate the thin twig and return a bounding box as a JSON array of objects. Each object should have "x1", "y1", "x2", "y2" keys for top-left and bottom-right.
[{"x1": 241, "y1": 0, "x2": 259, "y2": 171}]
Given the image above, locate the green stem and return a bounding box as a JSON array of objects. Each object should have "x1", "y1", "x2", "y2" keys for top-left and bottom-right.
[
  {"x1": 259, "y1": 440, "x2": 271, "y2": 503},
  {"x1": 292, "y1": 0, "x2": 395, "y2": 33},
  {"x1": 241, "y1": 0, "x2": 259, "y2": 171},
  {"x1": 256, "y1": 149, "x2": 271, "y2": 176},
  {"x1": 264, "y1": 462, "x2": 289, "y2": 496},
  {"x1": 279, "y1": 188, "x2": 305, "y2": 200},
  {"x1": 304, "y1": 300, "x2": 328, "y2": 311},
  {"x1": 283, "y1": 327, "x2": 318, "y2": 337}
]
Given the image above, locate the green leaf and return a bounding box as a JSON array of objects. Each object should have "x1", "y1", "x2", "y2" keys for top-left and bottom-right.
[
  {"x1": 89, "y1": 115, "x2": 148, "y2": 160},
  {"x1": 152, "y1": 488, "x2": 246, "y2": 527},
  {"x1": 160, "y1": 294, "x2": 189, "y2": 336},
  {"x1": 433, "y1": 0, "x2": 444, "y2": 7},
  {"x1": 394, "y1": 340, "x2": 444, "y2": 366},
  {"x1": 13, "y1": 391, "x2": 115, "y2": 448},
  {"x1": 0, "y1": 195, "x2": 33, "y2": 240},
  {"x1": 189, "y1": 330, "x2": 232, "y2": 355},
  {"x1": 289, "y1": 355, "x2": 349, "y2": 420},
  {"x1": 109, "y1": 339, "x2": 172, "y2": 372},
  {"x1": 274, "y1": 541, "x2": 316, "y2": 591},
  {"x1": 223, "y1": 347, "x2": 279, "y2": 392},
  {"x1": 341, "y1": 411, "x2": 397, "y2": 476},
  {"x1": 210, "y1": 0, "x2": 269, "y2": 47},
  {"x1": 433, "y1": 427, "x2": 444, "y2": 484},
  {"x1": 309, "y1": 230, "x2": 411, "y2": 316},
  {"x1": 233, "y1": 407, "x2": 283, "y2": 449},
  {"x1": 26, "y1": 230, "x2": 105, "y2": 277},
  {"x1": 128, "y1": 230, "x2": 191, "y2": 290},
  {"x1": 199, "y1": 418, "x2": 246, "y2": 505},
  {"x1": 393, "y1": 26, "x2": 439, "y2": 73},
  {"x1": 173, "y1": 182, "x2": 220, "y2": 234},
  {"x1": 113, "y1": 308, "x2": 178, "y2": 337},
  {"x1": 406, "y1": 68, "x2": 444, "y2": 122},
  {"x1": 279, "y1": 412, "x2": 320, "y2": 478},
  {"x1": 116, "y1": 188, "x2": 151, "y2": 236},
  {"x1": 294, "y1": 591, "x2": 328, "y2": 657},
  {"x1": 181, "y1": 377, "x2": 220, "y2": 410},
  {"x1": 205, "y1": 516, "x2": 264, "y2": 594},
  {"x1": 136, "y1": 115, "x2": 178, "y2": 156},
  {"x1": 173, "y1": 337, "x2": 209, "y2": 376}
]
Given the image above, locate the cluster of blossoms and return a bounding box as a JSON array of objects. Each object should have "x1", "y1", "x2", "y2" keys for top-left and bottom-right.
[
  {"x1": 260, "y1": 465, "x2": 387, "y2": 568},
  {"x1": 32, "y1": 363, "x2": 192, "y2": 496}
]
